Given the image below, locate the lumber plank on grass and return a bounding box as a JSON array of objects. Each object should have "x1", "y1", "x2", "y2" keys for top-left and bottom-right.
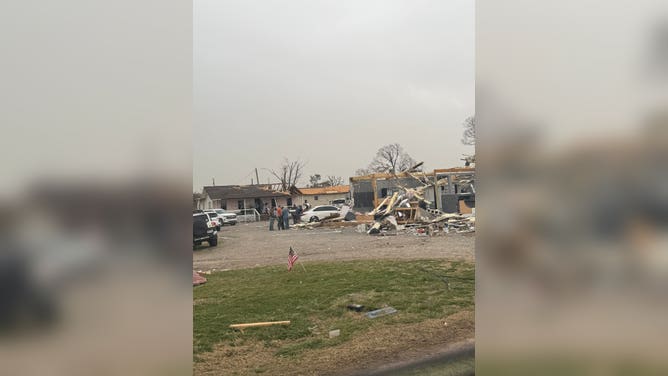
[{"x1": 230, "y1": 321, "x2": 291, "y2": 330}]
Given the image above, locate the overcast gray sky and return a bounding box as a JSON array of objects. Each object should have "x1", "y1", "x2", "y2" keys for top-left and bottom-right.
[{"x1": 194, "y1": 0, "x2": 474, "y2": 191}]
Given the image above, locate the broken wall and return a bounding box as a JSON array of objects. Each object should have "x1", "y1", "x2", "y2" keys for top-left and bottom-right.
[
  {"x1": 351, "y1": 180, "x2": 374, "y2": 211},
  {"x1": 375, "y1": 177, "x2": 422, "y2": 198}
]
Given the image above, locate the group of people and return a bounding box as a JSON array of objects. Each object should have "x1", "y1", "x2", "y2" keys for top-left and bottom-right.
[{"x1": 269, "y1": 204, "x2": 307, "y2": 231}]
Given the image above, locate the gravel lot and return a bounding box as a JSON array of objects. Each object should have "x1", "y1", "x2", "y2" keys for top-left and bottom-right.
[{"x1": 193, "y1": 221, "x2": 474, "y2": 271}]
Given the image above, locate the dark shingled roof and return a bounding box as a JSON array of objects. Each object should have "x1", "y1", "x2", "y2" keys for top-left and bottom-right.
[{"x1": 203, "y1": 185, "x2": 290, "y2": 200}]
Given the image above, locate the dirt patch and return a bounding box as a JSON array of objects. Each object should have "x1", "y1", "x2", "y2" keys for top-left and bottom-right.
[
  {"x1": 194, "y1": 222, "x2": 474, "y2": 271},
  {"x1": 193, "y1": 311, "x2": 474, "y2": 376}
]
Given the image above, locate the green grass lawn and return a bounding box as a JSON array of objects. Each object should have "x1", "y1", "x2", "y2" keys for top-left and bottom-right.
[{"x1": 193, "y1": 259, "x2": 474, "y2": 361}]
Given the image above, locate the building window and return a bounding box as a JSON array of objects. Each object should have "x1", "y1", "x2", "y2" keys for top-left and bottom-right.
[
  {"x1": 381, "y1": 188, "x2": 388, "y2": 198},
  {"x1": 456, "y1": 183, "x2": 473, "y2": 195},
  {"x1": 238, "y1": 200, "x2": 244, "y2": 209},
  {"x1": 287, "y1": 198, "x2": 292, "y2": 206},
  {"x1": 314, "y1": 195, "x2": 318, "y2": 201}
]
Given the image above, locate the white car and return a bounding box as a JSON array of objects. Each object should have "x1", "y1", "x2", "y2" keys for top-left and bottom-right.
[
  {"x1": 206, "y1": 209, "x2": 238, "y2": 226},
  {"x1": 301, "y1": 205, "x2": 341, "y2": 223}
]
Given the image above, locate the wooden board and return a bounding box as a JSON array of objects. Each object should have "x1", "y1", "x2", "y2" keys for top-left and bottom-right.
[
  {"x1": 459, "y1": 199, "x2": 473, "y2": 214},
  {"x1": 354, "y1": 214, "x2": 375, "y2": 222},
  {"x1": 394, "y1": 207, "x2": 417, "y2": 224},
  {"x1": 230, "y1": 321, "x2": 291, "y2": 331}
]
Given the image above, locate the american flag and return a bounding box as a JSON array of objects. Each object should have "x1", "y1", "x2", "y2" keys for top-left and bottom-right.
[{"x1": 288, "y1": 247, "x2": 299, "y2": 271}]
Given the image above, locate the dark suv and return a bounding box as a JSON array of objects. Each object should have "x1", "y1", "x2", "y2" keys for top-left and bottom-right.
[{"x1": 193, "y1": 212, "x2": 218, "y2": 247}]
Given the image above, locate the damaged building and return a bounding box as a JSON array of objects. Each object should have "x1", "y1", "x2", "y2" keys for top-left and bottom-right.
[
  {"x1": 197, "y1": 184, "x2": 291, "y2": 212},
  {"x1": 349, "y1": 167, "x2": 475, "y2": 214},
  {"x1": 289, "y1": 185, "x2": 350, "y2": 207}
]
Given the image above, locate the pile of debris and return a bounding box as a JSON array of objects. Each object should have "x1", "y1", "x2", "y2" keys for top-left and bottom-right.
[
  {"x1": 430, "y1": 213, "x2": 475, "y2": 233},
  {"x1": 293, "y1": 165, "x2": 476, "y2": 235},
  {"x1": 365, "y1": 173, "x2": 475, "y2": 235}
]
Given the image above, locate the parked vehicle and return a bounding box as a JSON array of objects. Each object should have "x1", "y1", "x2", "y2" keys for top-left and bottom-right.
[
  {"x1": 330, "y1": 198, "x2": 349, "y2": 207},
  {"x1": 202, "y1": 211, "x2": 221, "y2": 230},
  {"x1": 235, "y1": 208, "x2": 261, "y2": 222},
  {"x1": 205, "y1": 209, "x2": 238, "y2": 226},
  {"x1": 193, "y1": 212, "x2": 218, "y2": 247},
  {"x1": 213, "y1": 209, "x2": 238, "y2": 225},
  {"x1": 300, "y1": 205, "x2": 341, "y2": 223}
]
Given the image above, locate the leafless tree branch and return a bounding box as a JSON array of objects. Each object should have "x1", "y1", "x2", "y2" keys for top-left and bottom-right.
[
  {"x1": 358, "y1": 143, "x2": 417, "y2": 175},
  {"x1": 269, "y1": 158, "x2": 305, "y2": 191}
]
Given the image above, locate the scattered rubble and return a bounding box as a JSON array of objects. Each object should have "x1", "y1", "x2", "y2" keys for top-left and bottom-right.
[
  {"x1": 363, "y1": 177, "x2": 476, "y2": 235},
  {"x1": 291, "y1": 175, "x2": 475, "y2": 235},
  {"x1": 355, "y1": 224, "x2": 369, "y2": 233},
  {"x1": 366, "y1": 307, "x2": 397, "y2": 319},
  {"x1": 436, "y1": 215, "x2": 475, "y2": 233},
  {"x1": 193, "y1": 271, "x2": 207, "y2": 286}
]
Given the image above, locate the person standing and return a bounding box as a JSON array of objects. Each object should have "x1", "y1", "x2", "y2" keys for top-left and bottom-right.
[
  {"x1": 295, "y1": 205, "x2": 303, "y2": 224},
  {"x1": 282, "y1": 205, "x2": 290, "y2": 230},
  {"x1": 269, "y1": 206, "x2": 276, "y2": 231},
  {"x1": 277, "y1": 206, "x2": 284, "y2": 230},
  {"x1": 292, "y1": 206, "x2": 298, "y2": 224}
]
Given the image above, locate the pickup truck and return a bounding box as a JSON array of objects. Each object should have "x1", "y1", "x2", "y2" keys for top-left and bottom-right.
[{"x1": 193, "y1": 212, "x2": 218, "y2": 247}]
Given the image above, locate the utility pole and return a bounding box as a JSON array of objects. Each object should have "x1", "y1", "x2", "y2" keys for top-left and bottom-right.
[{"x1": 255, "y1": 168, "x2": 260, "y2": 186}]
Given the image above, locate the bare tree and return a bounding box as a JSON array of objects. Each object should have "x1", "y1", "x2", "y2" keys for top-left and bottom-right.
[
  {"x1": 308, "y1": 174, "x2": 322, "y2": 187},
  {"x1": 461, "y1": 116, "x2": 476, "y2": 167},
  {"x1": 307, "y1": 174, "x2": 344, "y2": 187},
  {"x1": 461, "y1": 116, "x2": 476, "y2": 146},
  {"x1": 358, "y1": 143, "x2": 417, "y2": 175},
  {"x1": 461, "y1": 154, "x2": 476, "y2": 167},
  {"x1": 324, "y1": 176, "x2": 344, "y2": 187},
  {"x1": 355, "y1": 167, "x2": 372, "y2": 176},
  {"x1": 269, "y1": 158, "x2": 305, "y2": 191}
]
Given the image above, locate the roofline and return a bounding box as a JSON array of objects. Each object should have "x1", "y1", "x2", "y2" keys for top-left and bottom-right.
[
  {"x1": 293, "y1": 185, "x2": 350, "y2": 195},
  {"x1": 204, "y1": 195, "x2": 292, "y2": 201},
  {"x1": 433, "y1": 167, "x2": 475, "y2": 173},
  {"x1": 349, "y1": 171, "x2": 432, "y2": 181},
  {"x1": 350, "y1": 168, "x2": 474, "y2": 181},
  {"x1": 201, "y1": 184, "x2": 291, "y2": 200},
  {"x1": 202, "y1": 184, "x2": 276, "y2": 190}
]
